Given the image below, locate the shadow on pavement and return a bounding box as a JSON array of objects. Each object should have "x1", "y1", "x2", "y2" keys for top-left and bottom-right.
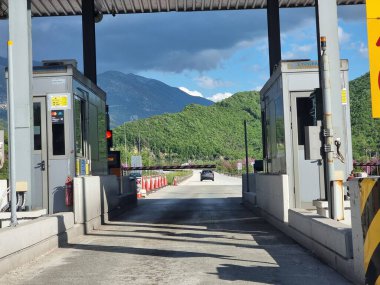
[{"x1": 67, "y1": 195, "x2": 350, "y2": 284}]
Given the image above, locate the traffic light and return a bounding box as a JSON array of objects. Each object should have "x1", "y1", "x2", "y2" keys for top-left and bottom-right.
[{"x1": 106, "y1": 130, "x2": 113, "y2": 151}]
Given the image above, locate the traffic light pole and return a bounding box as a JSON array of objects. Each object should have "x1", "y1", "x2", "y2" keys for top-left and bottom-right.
[{"x1": 244, "y1": 120, "x2": 250, "y2": 192}]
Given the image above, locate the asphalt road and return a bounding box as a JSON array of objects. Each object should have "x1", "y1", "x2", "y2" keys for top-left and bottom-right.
[{"x1": 0, "y1": 172, "x2": 350, "y2": 285}]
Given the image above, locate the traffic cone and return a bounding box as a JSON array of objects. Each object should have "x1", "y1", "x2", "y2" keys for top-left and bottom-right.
[
  {"x1": 137, "y1": 192, "x2": 142, "y2": 198},
  {"x1": 142, "y1": 178, "x2": 146, "y2": 190},
  {"x1": 164, "y1": 176, "x2": 167, "y2": 187},
  {"x1": 151, "y1": 177, "x2": 154, "y2": 190},
  {"x1": 159, "y1": 176, "x2": 162, "y2": 188},
  {"x1": 146, "y1": 178, "x2": 150, "y2": 192},
  {"x1": 173, "y1": 177, "x2": 177, "y2": 186}
]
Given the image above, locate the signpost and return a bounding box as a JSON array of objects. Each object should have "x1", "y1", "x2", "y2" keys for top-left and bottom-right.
[{"x1": 366, "y1": 0, "x2": 380, "y2": 118}]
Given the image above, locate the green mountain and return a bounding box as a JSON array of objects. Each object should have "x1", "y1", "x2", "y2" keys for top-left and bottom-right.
[
  {"x1": 112, "y1": 91, "x2": 262, "y2": 164},
  {"x1": 349, "y1": 73, "x2": 380, "y2": 161},
  {"x1": 98, "y1": 71, "x2": 213, "y2": 128},
  {"x1": 113, "y1": 73, "x2": 379, "y2": 166}
]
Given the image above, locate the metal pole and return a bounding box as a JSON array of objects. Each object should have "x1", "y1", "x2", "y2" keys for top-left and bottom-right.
[
  {"x1": 8, "y1": 41, "x2": 17, "y2": 226},
  {"x1": 244, "y1": 120, "x2": 250, "y2": 192},
  {"x1": 321, "y1": 36, "x2": 335, "y2": 218},
  {"x1": 315, "y1": 0, "x2": 353, "y2": 191},
  {"x1": 320, "y1": 37, "x2": 343, "y2": 220},
  {"x1": 124, "y1": 123, "x2": 127, "y2": 165},
  {"x1": 139, "y1": 133, "x2": 141, "y2": 154}
]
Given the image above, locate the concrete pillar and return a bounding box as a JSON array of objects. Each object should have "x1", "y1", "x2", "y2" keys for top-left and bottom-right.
[
  {"x1": 315, "y1": 0, "x2": 353, "y2": 183},
  {"x1": 82, "y1": 0, "x2": 97, "y2": 84},
  {"x1": 267, "y1": 0, "x2": 282, "y2": 75},
  {"x1": 8, "y1": 0, "x2": 33, "y2": 207}
]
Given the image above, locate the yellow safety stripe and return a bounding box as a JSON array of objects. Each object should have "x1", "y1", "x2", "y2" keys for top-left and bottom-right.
[
  {"x1": 360, "y1": 179, "x2": 377, "y2": 215},
  {"x1": 364, "y1": 211, "x2": 380, "y2": 273}
]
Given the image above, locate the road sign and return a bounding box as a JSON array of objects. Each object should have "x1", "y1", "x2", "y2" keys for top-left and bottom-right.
[
  {"x1": 131, "y1": 155, "x2": 143, "y2": 174},
  {"x1": 366, "y1": 0, "x2": 380, "y2": 20},
  {"x1": 366, "y1": 0, "x2": 380, "y2": 118}
]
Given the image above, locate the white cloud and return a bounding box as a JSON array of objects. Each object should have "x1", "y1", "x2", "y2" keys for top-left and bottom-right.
[
  {"x1": 208, "y1": 92, "x2": 233, "y2": 102},
  {"x1": 282, "y1": 51, "x2": 296, "y2": 59},
  {"x1": 338, "y1": 26, "x2": 351, "y2": 44},
  {"x1": 195, "y1": 76, "x2": 232, "y2": 89},
  {"x1": 297, "y1": 45, "x2": 313, "y2": 53},
  {"x1": 178, "y1": 87, "x2": 204, "y2": 97},
  {"x1": 358, "y1": 42, "x2": 368, "y2": 58},
  {"x1": 282, "y1": 43, "x2": 314, "y2": 60},
  {"x1": 254, "y1": 85, "x2": 263, "y2": 91}
]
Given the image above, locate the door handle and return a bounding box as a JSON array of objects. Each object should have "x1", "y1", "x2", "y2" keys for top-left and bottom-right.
[{"x1": 37, "y1": 160, "x2": 45, "y2": 171}]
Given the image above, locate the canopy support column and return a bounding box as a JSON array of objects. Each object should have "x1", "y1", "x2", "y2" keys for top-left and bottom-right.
[
  {"x1": 267, "y1": 0, "x2": 282, "y2": 75},
  {"x1": 82, "y1": 0, "x2": 97, "y2": 84},
  {"x1": 8, "y1": 0, "x2": 34, "y2": 224}
]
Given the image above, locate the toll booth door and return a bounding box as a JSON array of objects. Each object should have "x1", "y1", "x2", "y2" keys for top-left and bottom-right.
[
  {"x1": 290, "y1": 92, "x2": 322, "y2": 208},
  {"x1": 32, "y1": 97, "x2": 48, "y2": 210}
]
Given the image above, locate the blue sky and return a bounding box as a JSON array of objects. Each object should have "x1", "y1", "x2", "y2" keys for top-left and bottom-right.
[{"x1": 0, "y1": 4, "x2": 368, "y2": 102}]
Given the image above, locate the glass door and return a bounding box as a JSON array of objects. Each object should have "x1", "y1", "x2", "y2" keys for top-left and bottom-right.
[{"x1": 32, "y1": 97, "x2": 48, "y2": 210}]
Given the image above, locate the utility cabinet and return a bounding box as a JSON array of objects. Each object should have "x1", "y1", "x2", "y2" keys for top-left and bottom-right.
[{"x1": 260, "y1": 60, "x2": 353, "y2": 209}]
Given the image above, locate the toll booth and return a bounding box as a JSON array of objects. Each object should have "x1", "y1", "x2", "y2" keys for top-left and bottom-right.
[
  {"x1": 27, "y1": 60, "x2": 108, "y2": 213},
  {"x1": 260, "y1": 60, "x2": 353, "y2": 209}
]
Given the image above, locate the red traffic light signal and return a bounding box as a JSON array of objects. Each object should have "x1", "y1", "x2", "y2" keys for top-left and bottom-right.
[{"x1": 106, "y1": 130, "x2": 113, "y2": 150}]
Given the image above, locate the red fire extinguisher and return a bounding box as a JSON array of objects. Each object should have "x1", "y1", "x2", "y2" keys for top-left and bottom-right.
[{"x1": 65, "y1": 176, "x2": 73, "y2": 206}]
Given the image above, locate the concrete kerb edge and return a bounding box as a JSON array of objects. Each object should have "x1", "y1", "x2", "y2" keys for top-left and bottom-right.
[
  {"x1": 176, "y1": 173, "x2": 193, "y2": 184},
  {"x1": 0, "y1": 200, "x2": 133, "y2": 278},
  {"x1": 245, "y1": 205, "x2": 360, "y2": 284},
  {"x1": 287, "y1": 223, "x2": 359, "y2": 284},
  {"x1": 0, "y1": 214, "x2": 85, "y2": 277},
  {"x1": 0, "y1": 175, "x2": 137, "y2": 277}
]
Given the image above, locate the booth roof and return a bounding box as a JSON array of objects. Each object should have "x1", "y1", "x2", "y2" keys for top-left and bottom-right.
[{"x1": 0, "y1": 0, "x2": 365, "y2": 18}]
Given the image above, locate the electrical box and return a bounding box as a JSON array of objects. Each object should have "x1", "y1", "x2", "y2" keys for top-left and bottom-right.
[{"x1": 305, "y1": 126, "x2": 322, "y2": 160}]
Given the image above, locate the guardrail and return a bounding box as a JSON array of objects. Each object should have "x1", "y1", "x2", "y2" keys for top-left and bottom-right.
[
  {"x1": 122, "y1": 164, "x2": 216, "y2": 171},
  {"x1": 353, "y1": 162, "x2": 380, "y2": 176}
]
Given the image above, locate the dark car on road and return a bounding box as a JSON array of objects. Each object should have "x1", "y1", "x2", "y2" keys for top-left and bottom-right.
[{"x1": 200, "y1": 170, "x2": 214, "y2": 181}]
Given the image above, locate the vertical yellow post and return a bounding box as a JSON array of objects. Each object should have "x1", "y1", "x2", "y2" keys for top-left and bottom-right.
[
  {"x1": 366, "y1": 0, "x2": 380, "y2": 118},
  {"x1": 359, "y1": 179, "x2": 380, "y2": 285}
]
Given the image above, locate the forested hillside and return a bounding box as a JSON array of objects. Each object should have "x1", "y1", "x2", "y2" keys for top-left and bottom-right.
[
  {"x1": 349, "y1": 73, "x2": 380, "y2": 160},
  {"x1": 112, "y1": 91, "x2": 262, "y2": 165},
  {"x1": 113, "y1": 73, "x2": 380, "y2": 166}
]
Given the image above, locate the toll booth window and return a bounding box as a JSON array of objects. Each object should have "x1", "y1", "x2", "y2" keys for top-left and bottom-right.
[
  {"x1": 74, "y1": 98, "x2": 84, "y2": 156},
  {"x1": 33, "y1": 102, "x2": 41, "y2": 151},
  {"x1": 275, "y1": 97, "x2": 285, "y2": 156},
  {"x1": 296, "y1": 98, "x2": 314, "y2": 146},
  {"x1": 51, "y1": 110, "x2": 65, "y2": 155},
  {"x1": 265, "y1": 105, "x2": 271, "y2": 160}
]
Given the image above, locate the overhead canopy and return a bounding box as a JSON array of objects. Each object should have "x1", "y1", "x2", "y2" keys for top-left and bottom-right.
[{"x1": 0, "y1": 0, "x2": 365, "y2": 17}]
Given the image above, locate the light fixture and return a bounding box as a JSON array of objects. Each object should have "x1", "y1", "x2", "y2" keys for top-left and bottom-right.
[{"x1": 94, "y1": 10, "x2": 103, "y2": 23}]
